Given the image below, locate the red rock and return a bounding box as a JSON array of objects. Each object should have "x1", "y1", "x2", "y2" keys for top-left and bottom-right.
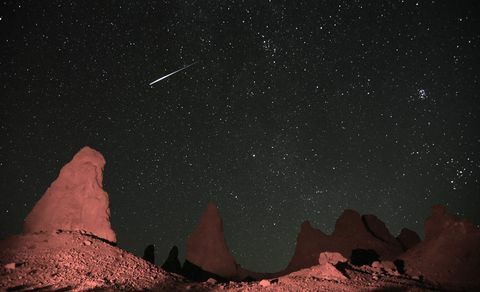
[
  {"x1": 332, "y1": 209, "x2": 365, "y2": 238},
  {"x1": 259, "y1": 279, "x2": 270, "y2": 287},
  {"x1": 23, "y1": 147, "x2": 116, "y2": 243},
  {"x1": 291, "y1": 263, "x2": 347, "y2": 280},
  {"x1": 4, "y1": 262, "x2": 15, "y2": 270},
  {"x1": 285, "y1": 210, "x2": 404, "y2": 273},
  {"x1": 285, "y1": 221, "x2": 330, "y2": 272},
  {"x1": 400, "y1": 205, "x2": 480, "y2": 290},
  {"x1": 316, "y1": 263, "x2": 347, "y2": 280},
  {"x1": 318, "y1": 252, "x2": 347, "y2": 266},
  {"x1": 362, "y1": 214, "x2": 399, "y2": 246},
  {"x1": 185, "y1": 202, "x2": 238, "y2": 279},
  {"x1": 396, "y1": 228, "x2": 421, "y2": 250},
  {"x1": 424, "y1": 205, "x2": 475, "y2": 241},
  {"x1": 206, "y1": 278, "x2": 217, "y2": 284}
]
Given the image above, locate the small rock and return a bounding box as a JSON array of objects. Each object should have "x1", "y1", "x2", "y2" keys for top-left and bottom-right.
[
  {"x1": 259, "y1": 279, "x2": 271, "y2": 287},
  {"x1": 318, "y1": 252, "x2": 347, "y2": 266},
  {"x1": 83, "y1": 240, "x2": 92, "y2": 246},
  {"x1": 371, "y1": 261, "x2": 382, "y2": 269},
  {"x1": 4, "y1": 262, "x2": 16, "y2": 270},
  {"x1": 315, "y1": 263, "x2": 348, "y2": 280},
  {"x1": 381, "y1": 261, "x2": 396, "y2": 271},
  {"x1": 206, "y1": 278, "x2": 217, "y2": 284}
]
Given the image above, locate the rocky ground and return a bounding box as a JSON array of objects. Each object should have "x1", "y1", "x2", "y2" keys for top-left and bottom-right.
[
  {"x1": 0, "y1": 231, "x2": 191, "y2": 291},
  {"x1": 1, "y1": 231, "x2": 451, "y2": 292}
]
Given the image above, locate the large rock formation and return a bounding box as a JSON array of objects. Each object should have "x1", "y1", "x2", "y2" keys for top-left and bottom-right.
[
  {"x1": 400, "y1": 205, "x2": 480, "y2": 290},
  {"x1": 185, "y1": 203, "x2": 238, "y2": 280},
  {"x1": 396, "y1": 228, "x2": 421, "y2": 250},
  {"x1": 285, "y1": 210, "x2": 405, "y2": 273},
  {"x1": 23, "y1": 146, "x2": 116, "y2": 243}
]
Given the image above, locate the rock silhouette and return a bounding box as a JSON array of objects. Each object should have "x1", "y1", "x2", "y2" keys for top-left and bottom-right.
[
  {"x1": 362, "y1": 214, "x2": 400, "y2": 245},
  {"x1": 181, "y1": 260, "x2": 228, "y2": 282},
  {"x1": 350, "y1": 248, "x2": 380, "y2": 266},
  {"x1": 185, "y1": 202, "x2": 239, "y2": 279},
  {"x1": 23, "y1": 146, "x2": 116, "y2": 243},
  {"x1": 161, "y1": 246, "x2": 182, "y2": 274},
  {"x1": 396, "y1": 228, "x2": 421, "y2": 251},
  {"x1": 285, "y1": 210, "x2": 404, "y2": 273},
  {"x1": 143, "y1": 244, "x2": 155, "y2": 264}
]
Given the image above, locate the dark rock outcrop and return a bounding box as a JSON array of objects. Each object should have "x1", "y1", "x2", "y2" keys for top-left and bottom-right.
[
  {"x1": 396, "y1": 228, "x2": 421, "y2": 251},
  {"x1": 161, "y1": 246, "x2": 181, "y2": 274},
  {"x1": 350, "y1": 248, "x2": 380, "y2": 266},
  {"x1": 362, "y1": 215, "x2": 399, "y2": 245},
  {"x1": 143, "y1": 244, "x2": 155, "y2": 264},
  {"x1": 23, "y1": 147, "x2": 116, "y2": 243},
  {"x1": 181, "y1": 260, "x2": 227, "y2": 282}
]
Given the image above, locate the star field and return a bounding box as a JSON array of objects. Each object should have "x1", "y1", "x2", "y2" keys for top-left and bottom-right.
[{"x1": 1, "y1": 1, "x2": 479, "y2": 271}]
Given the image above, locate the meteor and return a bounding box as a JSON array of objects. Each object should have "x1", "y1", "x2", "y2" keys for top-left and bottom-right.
[{"x1": 149, "y1": 62, "x2": 197, "y2": 86}]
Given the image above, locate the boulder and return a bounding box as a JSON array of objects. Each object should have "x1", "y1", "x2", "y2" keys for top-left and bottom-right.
[
  {"x1": 259, "y1": 279, "x2": 271, "y2": 287},
  {"x1": 23, "y1": 147, "x2": 116, "y2": 243},
  {"x1": 318, "y1": 252, "x2": 347, "y2": 266},
  {"x1": 315, "y1": 263, "x2": 348, "y2": 280},
  {"x1": 290, "y1": 263, "x2": 347, "y2": 280}
]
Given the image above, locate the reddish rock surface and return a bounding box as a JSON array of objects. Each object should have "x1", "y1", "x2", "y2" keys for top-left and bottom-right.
[
  {"x1": 400, "y1": 205, "x2": 480, "y2": 290},
  {"x1": 318, "y1": 251, "x2": 347, "y2": 266},
  {"x1": 185, "y1": 202, "x2": 239, "y2": 279},
  {"x1": 362, "y1": 214, "x2": 400, "y2": 245},
  {"x1": 0, "y1": 231, "x2": 188, "y2": 291},
  {"x1": 397, "y1": 228, "x2": 421, "y2": 250},
  {"x1": 1, "y1": 203, "x2": 471, "y2": 291},
  {"x1": 285, "y1": 210, "x2": 404, "y2": 273},
  {"x1": 23, "y1": 147, "x2": 116, "y2": 243},
  {"x1": 4, "y1": 148, "x2": 477, "y2": 291},
  {"x1": 0, "y1": 231, "x2": 442, "y2": 292},
  {"x1": 424, "y1": 204, "x2": 476, "y2": 241},
  {"x1": 290, "y1": 262, "x2": 347, "y2": 280}
]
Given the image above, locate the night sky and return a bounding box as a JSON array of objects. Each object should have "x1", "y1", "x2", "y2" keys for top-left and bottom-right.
[{"x1": 1, "y1": 1, "x2": 479, "y2": 272}]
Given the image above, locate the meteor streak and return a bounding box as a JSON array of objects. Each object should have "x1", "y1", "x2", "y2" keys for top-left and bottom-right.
[{"x1": 149, "y1": 62, "x2": 197, "y2": 86}]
